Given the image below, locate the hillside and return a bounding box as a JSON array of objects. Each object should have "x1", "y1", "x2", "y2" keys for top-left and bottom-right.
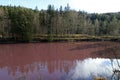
[{"x1": 0, "y1": 5, "x2": 120, "y2": 42}]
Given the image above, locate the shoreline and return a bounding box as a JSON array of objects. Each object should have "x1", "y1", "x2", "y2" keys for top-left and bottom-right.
[
  {"x1": 0, "y1": 37, "x2": 119, "y2": 44},
  {"x1": 0, "y1": 34, "x2": 120, "y2": 44}
]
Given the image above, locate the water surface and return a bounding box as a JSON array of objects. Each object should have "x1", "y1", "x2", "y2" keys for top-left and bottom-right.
[{"x1": 0, "y1": 42, "x2": 119, "y2": 80}]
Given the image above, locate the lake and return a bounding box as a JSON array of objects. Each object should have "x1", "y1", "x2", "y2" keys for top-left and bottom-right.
[{"x1": 0, "y1": 42, "x2": 119, "y2": 80}]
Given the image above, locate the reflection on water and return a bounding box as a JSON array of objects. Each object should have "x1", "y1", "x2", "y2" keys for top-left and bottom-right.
[
  {"x1": 0, "y1": 42, "x2": 119, "y2": 80},
  {"x1": 0, "y1": 58, "x2": 119, "y2": 80},
  {"x1": 69, "y1": 58, "x2": 116, "y2": 80}
]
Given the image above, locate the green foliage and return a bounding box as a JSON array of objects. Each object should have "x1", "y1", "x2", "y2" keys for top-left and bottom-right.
[
  {"x1": 0, "y1": 5, "x2": 120, "y2": 42},
  {"x1": 47, "y1": 5, "x2": 55, "y2": 41},
  {"x1": 8, "y1": 6, "x2": 34, "y2": 42}
]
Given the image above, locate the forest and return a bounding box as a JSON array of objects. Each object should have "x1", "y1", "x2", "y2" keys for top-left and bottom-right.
[{"x1": 0, "y1": 4, "x2": 120, "y2": 42}]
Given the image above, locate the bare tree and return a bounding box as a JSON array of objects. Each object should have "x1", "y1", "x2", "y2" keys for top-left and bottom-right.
[{"x1": 111, "y1": 46, "x2": 120, "y2": 80}]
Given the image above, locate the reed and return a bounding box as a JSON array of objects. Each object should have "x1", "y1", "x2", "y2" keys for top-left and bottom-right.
[{"x1": 94, "y1": 77, "x2": 107, "y2": 80}]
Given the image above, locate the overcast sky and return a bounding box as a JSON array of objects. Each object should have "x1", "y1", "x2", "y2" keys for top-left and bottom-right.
[{"x1": 0, "y1": 0, "x2": 120, "y2": 13}]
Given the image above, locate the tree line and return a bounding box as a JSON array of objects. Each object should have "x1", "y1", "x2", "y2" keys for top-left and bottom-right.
[{"x1": 0, "y1": 4, "x2": 120, "y2": 41}]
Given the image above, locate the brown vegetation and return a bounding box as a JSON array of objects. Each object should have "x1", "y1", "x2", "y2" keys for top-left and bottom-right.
[{"x1": 94, "y1": 77, "x2": 107, "y2": 80}]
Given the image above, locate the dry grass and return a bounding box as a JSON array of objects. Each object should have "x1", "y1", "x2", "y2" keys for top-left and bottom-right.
[
  {"x1": 94, "y1": 77, "x2": 107, "y2": 80},
  {"x1": 32, "y1": 34, "x2": 120, "y2": 42}
]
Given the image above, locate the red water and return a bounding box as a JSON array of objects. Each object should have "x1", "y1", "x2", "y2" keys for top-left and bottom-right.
[{"x1": 0, "y1": 42, "x2": 119, "y2": 80}]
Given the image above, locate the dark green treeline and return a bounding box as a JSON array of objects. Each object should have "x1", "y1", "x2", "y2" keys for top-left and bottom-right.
[{"x1": 0, "y1": 5, "x2": 120, "y2": 41}]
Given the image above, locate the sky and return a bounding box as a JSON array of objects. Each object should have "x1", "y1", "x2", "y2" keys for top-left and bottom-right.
[{"x1": 0, "y1": 0, "x2": 120, "y2": 13}]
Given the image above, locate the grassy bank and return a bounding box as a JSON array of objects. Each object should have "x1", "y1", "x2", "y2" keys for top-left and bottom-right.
[
  {"x1": 33, "y1": 34, "x2": 120, "y2": 42},
  {"x1": 0, "y1": 34, "x2": 120, "y2": 43}
]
